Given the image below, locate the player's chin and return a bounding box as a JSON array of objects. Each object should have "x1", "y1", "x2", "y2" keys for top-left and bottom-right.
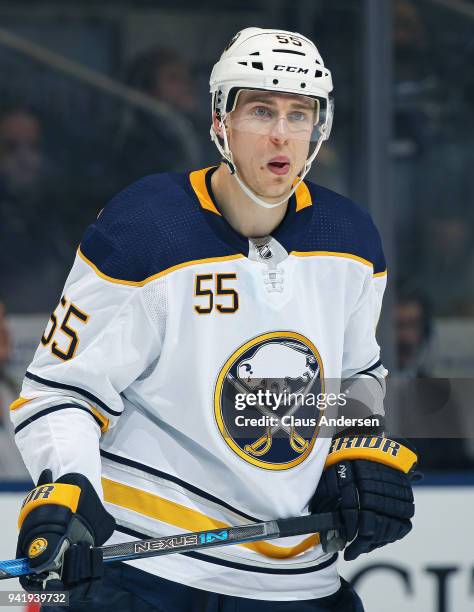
[
  {"x1": 258, "y1": 182, "x2": 293, "y2": 201},
  {"x1": 263, "y1": 168, "x2": 296, "y2": 194}
]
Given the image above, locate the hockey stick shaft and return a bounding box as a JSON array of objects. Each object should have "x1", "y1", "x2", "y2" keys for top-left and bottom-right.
[{"x1": 0, "y1": 512, "x2": 339, "y2": 580}]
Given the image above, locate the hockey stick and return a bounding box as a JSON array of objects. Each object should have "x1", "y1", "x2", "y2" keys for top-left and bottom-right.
[{"x1": 0, "y1": 512, "x2": 340, "y2": 580}]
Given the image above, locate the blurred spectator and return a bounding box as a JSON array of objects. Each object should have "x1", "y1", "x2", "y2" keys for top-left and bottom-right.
[
  {"x1": 394, "y1": 0, "x2": 436, "y2": 87},
  {"x1": 0, "y1": 110, "x2": 45, "y2": 196},
  {"x1": 392, "y1": 0, "x2": 441, "y2": 280},
  {"x1": 395, "y1": 288, "x2": 433, "y2": 376},
  {"x1": 393, "y1": 287, "x2": 474, "y2": 470},
  {"x1": 114, "y1": 46, "x2": 202, "y2": 185},
  {"x1": 131, "y1": 47, "x2": 197, "y2": 114},
  {"x1": 414, "y1": 215, "x2": 474, "y2": 317},
  {"x1": 392, "y1": 1, "x2": 474, "y2": 320},
  {"x1": 0, "y1": 109, "x2": 73, "y2": 313},
  {"x1": 0, "y1": 302, "x2": 29, "y2": 479}
]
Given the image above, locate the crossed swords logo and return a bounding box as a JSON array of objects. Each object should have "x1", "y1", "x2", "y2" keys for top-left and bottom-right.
[{"x1": 227, "y1": 368, "x2": 320, "y2": 457}]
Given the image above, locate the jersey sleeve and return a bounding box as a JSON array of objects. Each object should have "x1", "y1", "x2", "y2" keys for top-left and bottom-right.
[
  {"x1": 340, "y1": 220, "x2": 388, "y2": 424},
  {"x1": 10, "y1": 200, "x2": 164, "y2": 494}
]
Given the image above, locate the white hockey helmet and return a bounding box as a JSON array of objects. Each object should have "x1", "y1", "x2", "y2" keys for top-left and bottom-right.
[{"x1": 209, "y1": 27, "x2": 334, "y2": 209}]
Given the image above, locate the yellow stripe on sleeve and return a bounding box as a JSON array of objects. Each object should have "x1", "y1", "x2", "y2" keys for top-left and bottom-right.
[
  {"x1": 10, "y1": 396, "x2": 34, "y2": 412},
  {"x1": 89, "y1": 406, "x2": 110, "y2": 433}
]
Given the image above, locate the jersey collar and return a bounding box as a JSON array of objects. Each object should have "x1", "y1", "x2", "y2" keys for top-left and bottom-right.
[
  {"x1": 188, "y1": 166, "x2": 314, "y2": 257},
  {"x1": 189, "y1": 166, "x2": 313, "y2": 215}
]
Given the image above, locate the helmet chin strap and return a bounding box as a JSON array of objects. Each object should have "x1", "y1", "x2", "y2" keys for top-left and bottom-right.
[{"x1": 210, "y1": 119, "x2": 324, "y2": 210}]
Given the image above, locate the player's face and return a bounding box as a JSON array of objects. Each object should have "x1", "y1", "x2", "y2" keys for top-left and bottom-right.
[{"x1": 226, "y1": 90, "x2": 316, "y2": 200}]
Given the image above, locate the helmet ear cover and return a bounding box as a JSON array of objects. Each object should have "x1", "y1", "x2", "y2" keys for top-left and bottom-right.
[{"x1": 226, "y1": 87, "x2": 242, "y2": 114}]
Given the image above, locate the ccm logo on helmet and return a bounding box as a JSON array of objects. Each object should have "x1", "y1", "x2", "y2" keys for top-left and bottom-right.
[{"x1": 274, "y1": 65, "x2": 309, "y2": 74}]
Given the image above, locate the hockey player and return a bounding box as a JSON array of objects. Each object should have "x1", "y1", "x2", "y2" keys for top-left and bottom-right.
[{"x1": 11, "y1": 28, "x2": 418, "y2": 611}]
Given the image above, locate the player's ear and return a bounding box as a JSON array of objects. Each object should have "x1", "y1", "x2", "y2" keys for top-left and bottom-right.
[{"x1": 212, "y1": 111, "x2": 228, "y2": 139}]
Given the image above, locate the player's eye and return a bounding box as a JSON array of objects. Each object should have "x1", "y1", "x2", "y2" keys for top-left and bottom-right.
[
  {"x1": 288, "y1": 111, "x2": 310, "y2": 122},
  {"x1": 253, "y1": 106, "x2": 273, "y2": 120}
]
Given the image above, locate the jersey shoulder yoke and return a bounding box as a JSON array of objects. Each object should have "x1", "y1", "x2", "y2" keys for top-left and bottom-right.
[
  {"x1": 79, "y1": 171, "x2": 238, "y2": 284},
  {"x1": 301, "y1": 181, "x2": 386, "y2": 275}
]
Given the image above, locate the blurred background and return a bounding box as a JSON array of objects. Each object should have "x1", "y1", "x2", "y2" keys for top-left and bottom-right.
[{"x1": 0, "y1": 0, "x2": 473, "y2": 610}]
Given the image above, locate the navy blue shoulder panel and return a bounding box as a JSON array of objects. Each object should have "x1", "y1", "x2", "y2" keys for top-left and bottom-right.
[
  {"x1": 80, "y1": 172, "x2": 386, "y2": 282},
  {"x1": 80, "y1": 172, "x2": 239, "y2": 282},
  {"x1": 301, "y1": 182, "x2": 387, "y2": 274}
]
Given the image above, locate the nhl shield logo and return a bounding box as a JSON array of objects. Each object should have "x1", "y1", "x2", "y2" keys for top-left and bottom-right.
[
  {"x1": 214, "y1": 331, "x2": 324, "y2": 470},
  {"x1": 256, "y1": 242, "x2": 273, "y2": 259}
]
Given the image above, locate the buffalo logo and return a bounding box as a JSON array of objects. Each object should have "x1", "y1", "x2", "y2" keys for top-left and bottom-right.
[
  {"x1": 28, "y1": 538, "x2": 48, "y2": 558},
  {"x1": 214, "y1": 331, "x2": 324, "y2": 470}
]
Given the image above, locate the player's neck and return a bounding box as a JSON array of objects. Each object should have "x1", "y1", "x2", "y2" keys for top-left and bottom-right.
[{"x1": 211, "y1": 164, "x2": 288, "y2": 239}]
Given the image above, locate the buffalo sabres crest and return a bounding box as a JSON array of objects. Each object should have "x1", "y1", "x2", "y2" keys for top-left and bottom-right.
[{"x1": 214, "y1": 331, "x2": 324, "y2": 470}]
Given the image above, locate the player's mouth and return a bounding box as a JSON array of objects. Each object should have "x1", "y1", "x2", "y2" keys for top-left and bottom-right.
[{"x1": 267, "y1": 156, "x2": 290, "y2": 176}]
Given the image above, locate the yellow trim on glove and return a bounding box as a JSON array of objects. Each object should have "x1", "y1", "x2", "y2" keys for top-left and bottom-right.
[
  {"x1": 325, "y1": 437, "x2": 417, "y2": 474},
  {"x1": 18, "y1": 483, "x2": 81, "y2": 529}
]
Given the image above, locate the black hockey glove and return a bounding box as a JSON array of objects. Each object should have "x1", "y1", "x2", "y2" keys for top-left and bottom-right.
[
  {"x1": 17, "y1": 470, "x2": 115, "y2": 600},
  {"x1": 310, "y1": 437, "x2": 420, "y2": 561}
]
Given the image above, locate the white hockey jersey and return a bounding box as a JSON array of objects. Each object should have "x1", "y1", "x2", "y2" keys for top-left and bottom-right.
[{"x1": 11, "y1": 166, "x2": 387, "y2": 601}]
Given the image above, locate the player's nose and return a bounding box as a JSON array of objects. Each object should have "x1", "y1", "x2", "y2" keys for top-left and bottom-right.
[{"x1": 269, "y1": 117, "x2": 290, "y2": 144}]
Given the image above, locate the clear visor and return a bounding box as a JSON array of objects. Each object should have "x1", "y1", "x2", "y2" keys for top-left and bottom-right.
[{"x1": 225, "y1": 91, "x2": 329, "y2": 143}]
